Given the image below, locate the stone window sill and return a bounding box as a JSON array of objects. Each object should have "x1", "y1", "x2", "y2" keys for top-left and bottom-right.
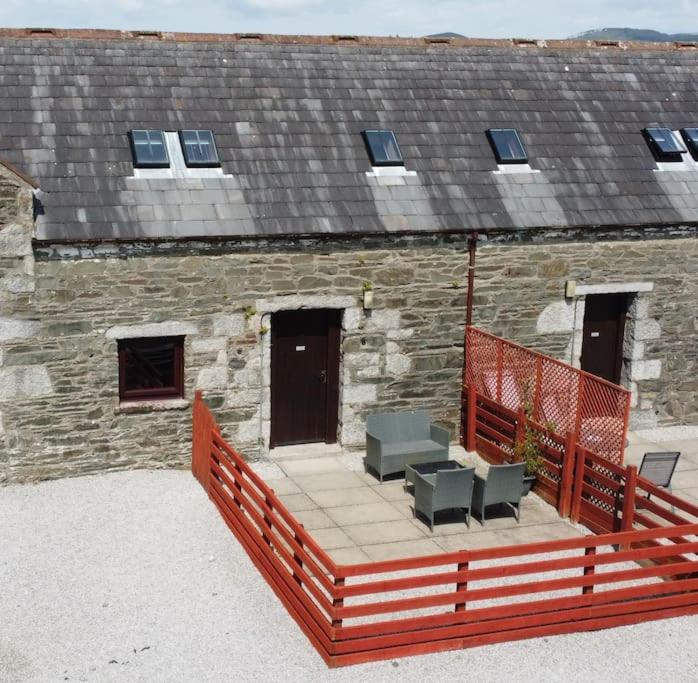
[{"x1": 114, "y1": 398, "x2": 191, "y2": 415}]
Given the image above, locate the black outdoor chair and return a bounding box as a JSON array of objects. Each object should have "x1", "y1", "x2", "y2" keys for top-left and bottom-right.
[{"x1": 638, "y1": 451, "x2": 681, "y2": 499}]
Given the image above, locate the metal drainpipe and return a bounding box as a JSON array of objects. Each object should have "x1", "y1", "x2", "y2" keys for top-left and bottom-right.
[
  {"x1": 258, "y1": 311, "x2": 272, "y2": 458},
  {"x1": 465, "y1": 231, "x2": 478, "y2": 327},
  {"x1": 462, "y1": 231, "x2": 478, "y2": 446}
]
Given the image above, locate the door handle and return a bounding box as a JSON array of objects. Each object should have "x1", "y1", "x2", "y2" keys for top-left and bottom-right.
[{"x1": 319, "y1": 369, "x2": 327, "y2": 383}]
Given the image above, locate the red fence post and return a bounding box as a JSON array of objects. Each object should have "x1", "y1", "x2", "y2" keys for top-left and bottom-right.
[
  {"x1": 192, "y1": 390, "x2": 215, "y2": 492},
  {"x1": 293, "y1": 530, "x2": 304, "y2": 586},
  {"x1": 582, "y1": 546, "x2": 596, "y2": 595},
  {"x1": 263, "y1": 494, "x2": 273, "y2": 547},
  {"x1": 514, "y1": 407, "x2": 526, "y2": 449},
  {"x1": 621, "y1": 465, "x2": 638, "y2": 549},
  {"x1": 332, "y1": 578, "x2": 345, "y2": 629},
  {"x1": 455, "y1": 560, "x2": 469, "y2": 612},
  {"x1": 466, "y1": 384, "x2": 477, "y2": 452},
  {"x1": 570, "y1": 445, "x2": 587, "y2": 523},
  {"x1": 533, "y1": 356, "x2": 543, "y2": 423},
  {"x1": 559, "y1": 431, "x2": 576, "y2": 519},
  {"x1": 496, "y1": 342, "x2": 504, "y2": 403}
]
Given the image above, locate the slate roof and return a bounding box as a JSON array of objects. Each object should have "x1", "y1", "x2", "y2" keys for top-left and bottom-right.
[{"x1": 0, "y1": 29, "x2": 698, "y2": 241}]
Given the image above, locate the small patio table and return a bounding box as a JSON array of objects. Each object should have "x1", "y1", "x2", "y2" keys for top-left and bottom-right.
[{"x1": 405, "y1": 460, "x2": 465, "y2": 488}]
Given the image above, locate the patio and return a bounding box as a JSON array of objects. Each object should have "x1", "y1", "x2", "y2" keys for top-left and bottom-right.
[{"x1": 263, "y1": 443, "x2": 584, "y2": 565}]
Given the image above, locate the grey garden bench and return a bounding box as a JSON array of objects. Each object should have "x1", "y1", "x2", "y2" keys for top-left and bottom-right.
[{"x1": 364, "y1": 410, "x2": 450, "y2": 482}]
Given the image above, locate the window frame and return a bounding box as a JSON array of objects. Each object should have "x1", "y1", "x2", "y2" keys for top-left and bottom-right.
[
  {"x1": 642, "y1": 127, "x2": 686, "y2": 161},
  {"x1": 486, "y1": 128, "x2": 529, "y2": 165},
  {"x1": 680, "y1": 128, "x2": 698, "y2": 159},
  {"x1": 117, "y1": 336, "x2": 184, "y2": 402},
  {"x1": 178, "y1": 129, "x2": 221, "y2": 168},
  {"x1": 128, "y1": 129, "x2": 170, "y2": 169},
  {"x1": 361, "y1": 130, "x2": 405, "y2": 167}
]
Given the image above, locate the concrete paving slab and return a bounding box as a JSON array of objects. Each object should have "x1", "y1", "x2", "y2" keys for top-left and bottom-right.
[
  {"x1": 354, "y1": 470, "x2": 381, "y2": 486},
  {"x1": 291, "y1": 471, "x2": 365, "y2": 492},
  {"x1": 677, "y1": 487, "x2": 698, "y2": 504},
  {"x1": 307, "y1": 486, "x2": 384, "y2": 508},
  {"x1": 291, "y1": 508, "x2": 335, "y2": 530},
  {"x1": 326, "y1": 546, "x2": 372, "y2": 565},
  {"x1": 372, "y1": 481, "x2": 414, "y2": 502},
  {"x1": 669, "y1": 468, "x2": 698, "y2": 488},
  {"x1": 278, "y1": 456, "x2": 348, "y2": 477},
  {"x1": 268, "y1": 442, "x2": 343, "y2": 461},
  {"x1": 635, "y1": 425, "x2": 698, "y2": 442},
  {"x1": 266, "y1": 477, "x2": 301, "y2": 495},
  {"x1": 324, "y1": 501, "x2": 404, "y2": 526},
  {"x1": 361, "y1": 538, "x2": 444, "y2": 562},
  {"x1": 309, "y1": 526, "x2": 355, "y2": 550},
  {"x1": 390, "y1": 498, "x2": 418, "y2": 520},
  {"x1": 343, "y1": 519, "x2": 427, "y2": 546},
  {"x1": 277, "y1": 493, "x2": 317, "y2": 512}
]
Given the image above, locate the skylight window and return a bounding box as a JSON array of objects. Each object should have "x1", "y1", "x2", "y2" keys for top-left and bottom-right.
[
  {"x1": 642, "y1": 127, "x2": 686, "y2": 161},
  {"x1": 129, "y1": 130, "x2": 169, "y2": 168},
  {"x1": 361, "y1": 130, "x2": 404, "y2": 167},
  {"x1": 680, "y1": 128, "x2": 698, "y2": 159},
  {"x1": 179, "y1": 130, "x2": 220, "y2": 167},
  {"x1": 486, "y1": 129, "x2": 528, "y2": 164}
]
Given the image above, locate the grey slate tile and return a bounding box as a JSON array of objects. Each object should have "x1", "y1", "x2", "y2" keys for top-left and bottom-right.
[{"x1": 1, "y1": 35, "x2": 697, "y2": 240}]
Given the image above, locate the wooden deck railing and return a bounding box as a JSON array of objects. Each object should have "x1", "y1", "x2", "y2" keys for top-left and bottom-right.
[{"x1": 192, "y1": 391, "x2": 698, "y2": 667}]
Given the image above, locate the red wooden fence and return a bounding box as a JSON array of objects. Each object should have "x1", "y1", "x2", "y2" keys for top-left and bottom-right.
[
  {"x1": 192, "y1": 391, "x2": 698, "y2": 668},
  {"x1": 464, "y1": 327, "x2": 631, "y2": 464}
]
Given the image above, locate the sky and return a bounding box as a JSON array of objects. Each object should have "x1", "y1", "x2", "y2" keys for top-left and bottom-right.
[{"x1": 0, "y1": 0, "x2": 696, "y2": 39}]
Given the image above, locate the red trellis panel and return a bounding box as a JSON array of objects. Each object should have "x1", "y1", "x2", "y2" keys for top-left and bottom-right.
[{"x1": 464, "y1": 327, "x2": 631, "y2": 464}]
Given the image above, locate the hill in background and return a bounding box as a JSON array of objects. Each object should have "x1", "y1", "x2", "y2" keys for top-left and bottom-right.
[{"x1": 572, "y1": 27, "x2": 698, "y2": 42}]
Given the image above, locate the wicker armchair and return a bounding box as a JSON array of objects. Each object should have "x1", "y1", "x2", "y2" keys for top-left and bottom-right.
[
  {"x1": 472, "y1": 462, "x2": 526, "y2": 524},
  {"x1": 414, "y1": 467, "x2": 476, "y2": 531}
]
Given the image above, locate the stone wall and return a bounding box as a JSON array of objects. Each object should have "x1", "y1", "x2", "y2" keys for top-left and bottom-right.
[
  {"x1": 2, "y1": 242, "x2": 468, "y2": 482},
  {"x1": 0, "y1": 165, "x2": 38, "y2": 482},
  {"x1": 2, "y1": 226, "x2": 696, "y2": 483},
  {"x1": 472, "y1": 236, "x2": 698, "y2": 429}
]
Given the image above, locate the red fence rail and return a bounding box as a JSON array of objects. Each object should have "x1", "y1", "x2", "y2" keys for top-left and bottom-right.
[
  {"x1": 192, "y1": 391, "x2": 698, "y2": 668},
  {"x1": 463, "y1": 327, "x2": 631, "y2": 464}
]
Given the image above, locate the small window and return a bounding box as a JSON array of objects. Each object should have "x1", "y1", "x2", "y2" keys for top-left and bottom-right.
[
  {"x1": 361, "y1": 130, "x2": 404, "y2": 167},
  {"x1": 128, "y1": 130, "x2": 170, "y2": 168},
  {"x1": 179, "y1": 130, "x2": 220, "y2": 167},
  {"x1": 642, "y1": 127, "x2": 686, "y2": 161},
  {"x1": 118, "y1": 336, "x2": 184, "y2": 401},
  {"x1": 486, "y1": 129, "x2": 528, "y2": 164},
  {"x1": 680, "y1": 128, "x2": 698, "y2": 158}
]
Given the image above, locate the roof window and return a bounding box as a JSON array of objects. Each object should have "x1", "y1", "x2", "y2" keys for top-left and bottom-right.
[
  {"x1": 680, "y1": 128, "x2": 698, "y2": 159},
  {"x1": 129, "y1": 130, "x2": 169, "y2": 168},
  {"x1": 642, "y1": 128, "x2": 686, "y2": 161},
  {"x1": 179, "y1": 130, "x2": 220, "y2": 168},
  {"x1": 361, "y1": 130, "x2": 404, "y2": 167},
  {"x1": 486, "y1": 129, "x2": 528, "y2": 164}
]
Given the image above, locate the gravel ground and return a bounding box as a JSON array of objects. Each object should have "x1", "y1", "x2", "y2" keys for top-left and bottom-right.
[{"x1": 1, "y1": 469, "x2": 696, "y2": 682}]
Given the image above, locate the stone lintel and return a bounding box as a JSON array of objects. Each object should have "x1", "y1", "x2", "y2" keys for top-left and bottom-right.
[
  {"x1": 575, "y1": 281, "x2": 654, "y2": 295},
  {"x1": 105, "y1": 321, "x2": 198, "y2": 339}
]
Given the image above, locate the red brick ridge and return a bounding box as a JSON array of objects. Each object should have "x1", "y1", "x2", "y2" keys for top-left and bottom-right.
[{"x1": 0, "y1": 27, "x2": 696, "y2": 52}]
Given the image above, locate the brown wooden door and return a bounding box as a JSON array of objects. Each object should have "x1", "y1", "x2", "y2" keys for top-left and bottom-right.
[
  {"x1": 270, "y1": 309, "x2": 341, "y2": 447},
  {"x1": 580, "y1": 294, "x2": 628, "y2": 384}
]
